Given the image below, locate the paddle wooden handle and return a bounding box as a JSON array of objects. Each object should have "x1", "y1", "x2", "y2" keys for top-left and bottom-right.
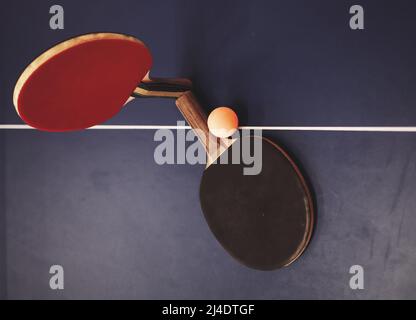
[
  {"x1": 175, "y1": 91, "x2": 212, "y2": 153},
  {"x1": 175, "y1": 91, "x2": 236, "y2": 167}
]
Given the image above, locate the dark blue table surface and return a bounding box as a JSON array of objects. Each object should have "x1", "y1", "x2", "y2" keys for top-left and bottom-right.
[{"x1": 1, "y1": 0, "x2": 416, "y2": 299}]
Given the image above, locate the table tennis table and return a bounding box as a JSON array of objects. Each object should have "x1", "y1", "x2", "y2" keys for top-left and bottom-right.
[{"x1": 1, "y1": 0, "x2": 416, "y2": 299}]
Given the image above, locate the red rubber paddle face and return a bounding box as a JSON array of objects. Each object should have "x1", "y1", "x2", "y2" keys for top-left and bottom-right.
[{"x1": 14, "y1": 35, "x2": 152, "y2": 131}]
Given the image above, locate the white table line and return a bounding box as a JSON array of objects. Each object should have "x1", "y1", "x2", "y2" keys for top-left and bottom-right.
[
  {"x1": 0, "y1": 124, "x2": 191, "y2": 130},
  {"x1": 240, "y1": 126, "x2": 416, "y2": 132},
  {"x1": 1, "y1": 124, "x2": 416, "y2": 132}
]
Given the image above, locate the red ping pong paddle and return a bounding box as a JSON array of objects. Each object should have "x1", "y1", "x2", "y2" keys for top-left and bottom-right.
[
  {"x1": 13, "y1": 33, "x2": 191, "y2": 132},
  {"x1": 13, "y1": 33, "x2": 314, "y2": 270}
]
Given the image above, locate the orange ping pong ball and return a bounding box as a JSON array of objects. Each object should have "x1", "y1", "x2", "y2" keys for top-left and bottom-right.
[{"x1": 207, "y1": 107, "x2": 239, "y2": 138}]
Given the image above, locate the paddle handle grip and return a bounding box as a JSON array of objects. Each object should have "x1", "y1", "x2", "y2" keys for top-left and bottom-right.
[
  {"x1": 175, "y1": 91, "x2": 211, "y2": 153},
  {"x1": 175, "y1": 91, "x2": 237, "y2": 167}
]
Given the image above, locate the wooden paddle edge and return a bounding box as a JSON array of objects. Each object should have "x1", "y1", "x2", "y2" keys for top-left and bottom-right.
[{"x1": 260, "y1": 136, "x2": 315, "y2": 268}]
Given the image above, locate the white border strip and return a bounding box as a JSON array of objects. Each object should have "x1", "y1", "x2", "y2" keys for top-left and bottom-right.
[{"x1": 1, "y1": 124, "x2": 416, "y2": 132}]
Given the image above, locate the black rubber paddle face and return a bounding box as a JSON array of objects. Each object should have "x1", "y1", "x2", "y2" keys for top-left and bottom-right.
[{"x1": 200, "y1": 136, "x2": 313, "y2": 270}]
